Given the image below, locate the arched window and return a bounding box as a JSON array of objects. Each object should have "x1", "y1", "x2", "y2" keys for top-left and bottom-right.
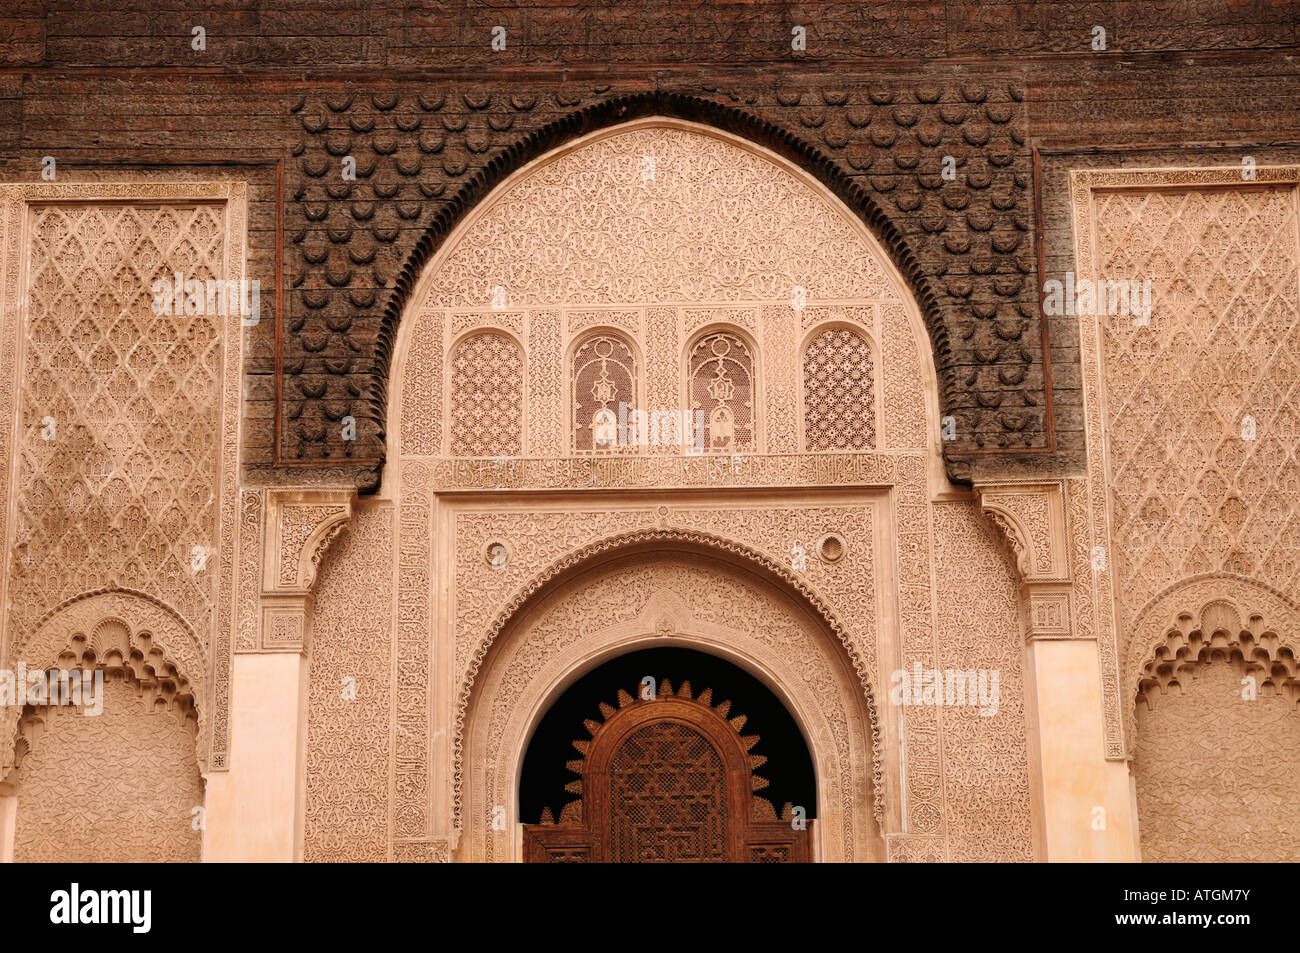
[
  {"x1": 687, "y1": 329, "x2": 755, "y2": 453},
  {"x1": 802, "y1": 326, "x2": 875, "y2": 451},
  {"x1": 572, "y1": 332, "x2": 637, "y2": 454},
  {"x1": 448, "y1": 331, "x2": 524, "y2": 456}
]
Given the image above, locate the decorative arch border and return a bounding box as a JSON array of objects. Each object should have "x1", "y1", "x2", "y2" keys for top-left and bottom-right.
[
  {"x1": 2, "y1": 587, "x2": 208, "y2": 779},
  {"x1": 1125, "y1": 573, "x2": 1300, "y2": 754},
  {"x1": 454, "y1": 527, "x2": 884, "y2": 837},
  {"x1": 365, "y1": 92, "x2": 953, "y2": 484},
  {"x1": 463, "y1": 546, "x2": 878, "y2": 862}
]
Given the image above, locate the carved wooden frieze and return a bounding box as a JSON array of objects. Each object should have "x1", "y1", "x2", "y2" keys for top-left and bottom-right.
[{"x1": 284, "y1": 82, "x2": 1037, "y2": 477}]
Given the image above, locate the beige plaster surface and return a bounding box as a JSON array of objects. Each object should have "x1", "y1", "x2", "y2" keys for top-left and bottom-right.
[
  {"x1": 203, "y1": 653, "x2": 308, "y2": 862},
  {"x1": 1026, "y1": 639, "x2": 1137, "y2": 862}
]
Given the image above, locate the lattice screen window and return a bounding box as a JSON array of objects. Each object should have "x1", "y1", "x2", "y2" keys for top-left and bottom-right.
[
  {"x1": 448, "y1": 331, "x2": 524, "y2": 456},
  {"x1": 572, "y1": 332, "x2": 637, "y2": 454},
  {"x1": 802, "y1": 327, "x2": 876, "y2": 451},
  {"x1": 687, "y1": 330, "x2": 756, "y2": 452},
  {"x1": 608, "y1": 721, "x2": 727, "y2": 863}
]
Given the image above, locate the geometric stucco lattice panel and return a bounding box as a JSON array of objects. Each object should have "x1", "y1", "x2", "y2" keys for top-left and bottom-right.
[
  {"x1": 1072, "y1": 166, "x2": 1300, "y2": 762},
  {"x1": 0, "y1": 181, "x2": 247, "y2": 772}
]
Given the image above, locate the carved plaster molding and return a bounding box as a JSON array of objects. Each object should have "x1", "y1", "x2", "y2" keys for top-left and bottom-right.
[
  {"x1": 454, "y1": 526, "x2": 885, "y2": 838},
  {"x1": 976, "y1": 480, "x2": 1075, "y2": 642},
  {"x1": 393, "y1": 837, "x2": 453, "y2": 863},
  {"x1": 1124, "y1": 573, "x2": 1300, "y2": 756},
  {"x1": 0, "y1": 180, "x2": 247, "y2": 770},
  {"x1": 1, "y1": 588, "x2": 206, "y2": 780},
  {"x1": 1071, "y1": 165, "x2": 1300, "y2": 762},
  {"x1": 258, "y1": 487, "x2": 356, "y2": 653},
  {"x1": 885, "y1": 834, "x2": 949, "y2": 863},
  {"x1": 464, "y1": 553, "x2": 879, "y2": 862}
]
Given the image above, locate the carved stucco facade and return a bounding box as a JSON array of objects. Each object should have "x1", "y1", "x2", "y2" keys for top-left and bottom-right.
[
  {"x1": 304, "y1": 121, "x2": 1038, "y2": 862},
  {"x1": 0, "y1": 123, "x2": 1294, "y2": 864},
  {"x1": 0, "y1": 183, "x2": 245, "y2": 862},
  {"x1": 1071, "y1": 166, "x2": 1300, "y2": 863}
]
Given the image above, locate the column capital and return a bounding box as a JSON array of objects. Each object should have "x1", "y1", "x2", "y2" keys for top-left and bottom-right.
[
  {"x1": 975, "y1": 480, "x2": 1082, "y2": 642},
  {"x1": 254, "y1": 486, "x2": 355, "y2": 653},
  {"x1": 263, "y1": 487, "x2": 355, "y2": 595},
  {"x1": 974, "y1": 480, "x2": 1069, "y2": 583}
]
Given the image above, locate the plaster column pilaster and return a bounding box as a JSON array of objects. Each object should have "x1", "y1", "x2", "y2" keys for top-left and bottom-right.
[
  {"x1": 977, "y1": 481, "x2": 1138, "y2": 862},
  {"x1": 0, "y1": 789, "x2": 15, "y2": 862},
  {"x1": 203, "y1": 487, "x2": 353, "y2": 862}
]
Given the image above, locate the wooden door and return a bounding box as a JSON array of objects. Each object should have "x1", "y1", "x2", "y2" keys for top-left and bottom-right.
[{"x1": 523, "y1": 680, "x2": 812, "y2": 862}]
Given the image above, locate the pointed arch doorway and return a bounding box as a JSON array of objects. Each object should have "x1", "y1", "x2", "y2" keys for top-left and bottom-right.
[{"x1": 521, "y1": 647, "x2": 815, "y2": 863}]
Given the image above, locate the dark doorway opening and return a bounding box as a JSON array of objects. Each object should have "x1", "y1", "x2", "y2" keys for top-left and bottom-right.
[{"x1": 519, "y1": 646, "x2": 817, "y2": 826}]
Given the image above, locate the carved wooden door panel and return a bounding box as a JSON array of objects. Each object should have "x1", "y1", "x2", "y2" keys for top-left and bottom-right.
[
  {"x1": 607, "y1": 720, "x2": 728, "y2": 862},
  {"x1": 523, "y1": 681, "x2": 812, "y2": 863}
]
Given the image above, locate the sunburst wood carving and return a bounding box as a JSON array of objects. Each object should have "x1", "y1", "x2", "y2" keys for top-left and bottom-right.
[{"x1": 524, "y1": 679, "x2": 811, "y2": 863}]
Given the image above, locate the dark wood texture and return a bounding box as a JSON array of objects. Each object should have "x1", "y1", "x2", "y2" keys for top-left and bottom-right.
[
  {"x1": 524, "y1": 694, "x2": 811, "y2": 863},
  {"x1": 0, "y1": 3, "x2": 1296, "y2": 487}
]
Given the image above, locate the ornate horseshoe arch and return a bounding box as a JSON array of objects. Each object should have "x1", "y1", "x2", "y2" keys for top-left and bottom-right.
[
  {"x1": 2, "y1": 587, "x2": 208, "y2": 780},
  {"x1": 367, "y1": 111, "x2": 974, "y2": 863},
  {"x1": 1126, "y1": 574, "x2": 1300, "y2": 739},
  {"x1": 368, "y1": 99, "x2": 952, "y2": 480},
  {"x1": 458, "y1": 531, "x2": 883, "y2": 862}
]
